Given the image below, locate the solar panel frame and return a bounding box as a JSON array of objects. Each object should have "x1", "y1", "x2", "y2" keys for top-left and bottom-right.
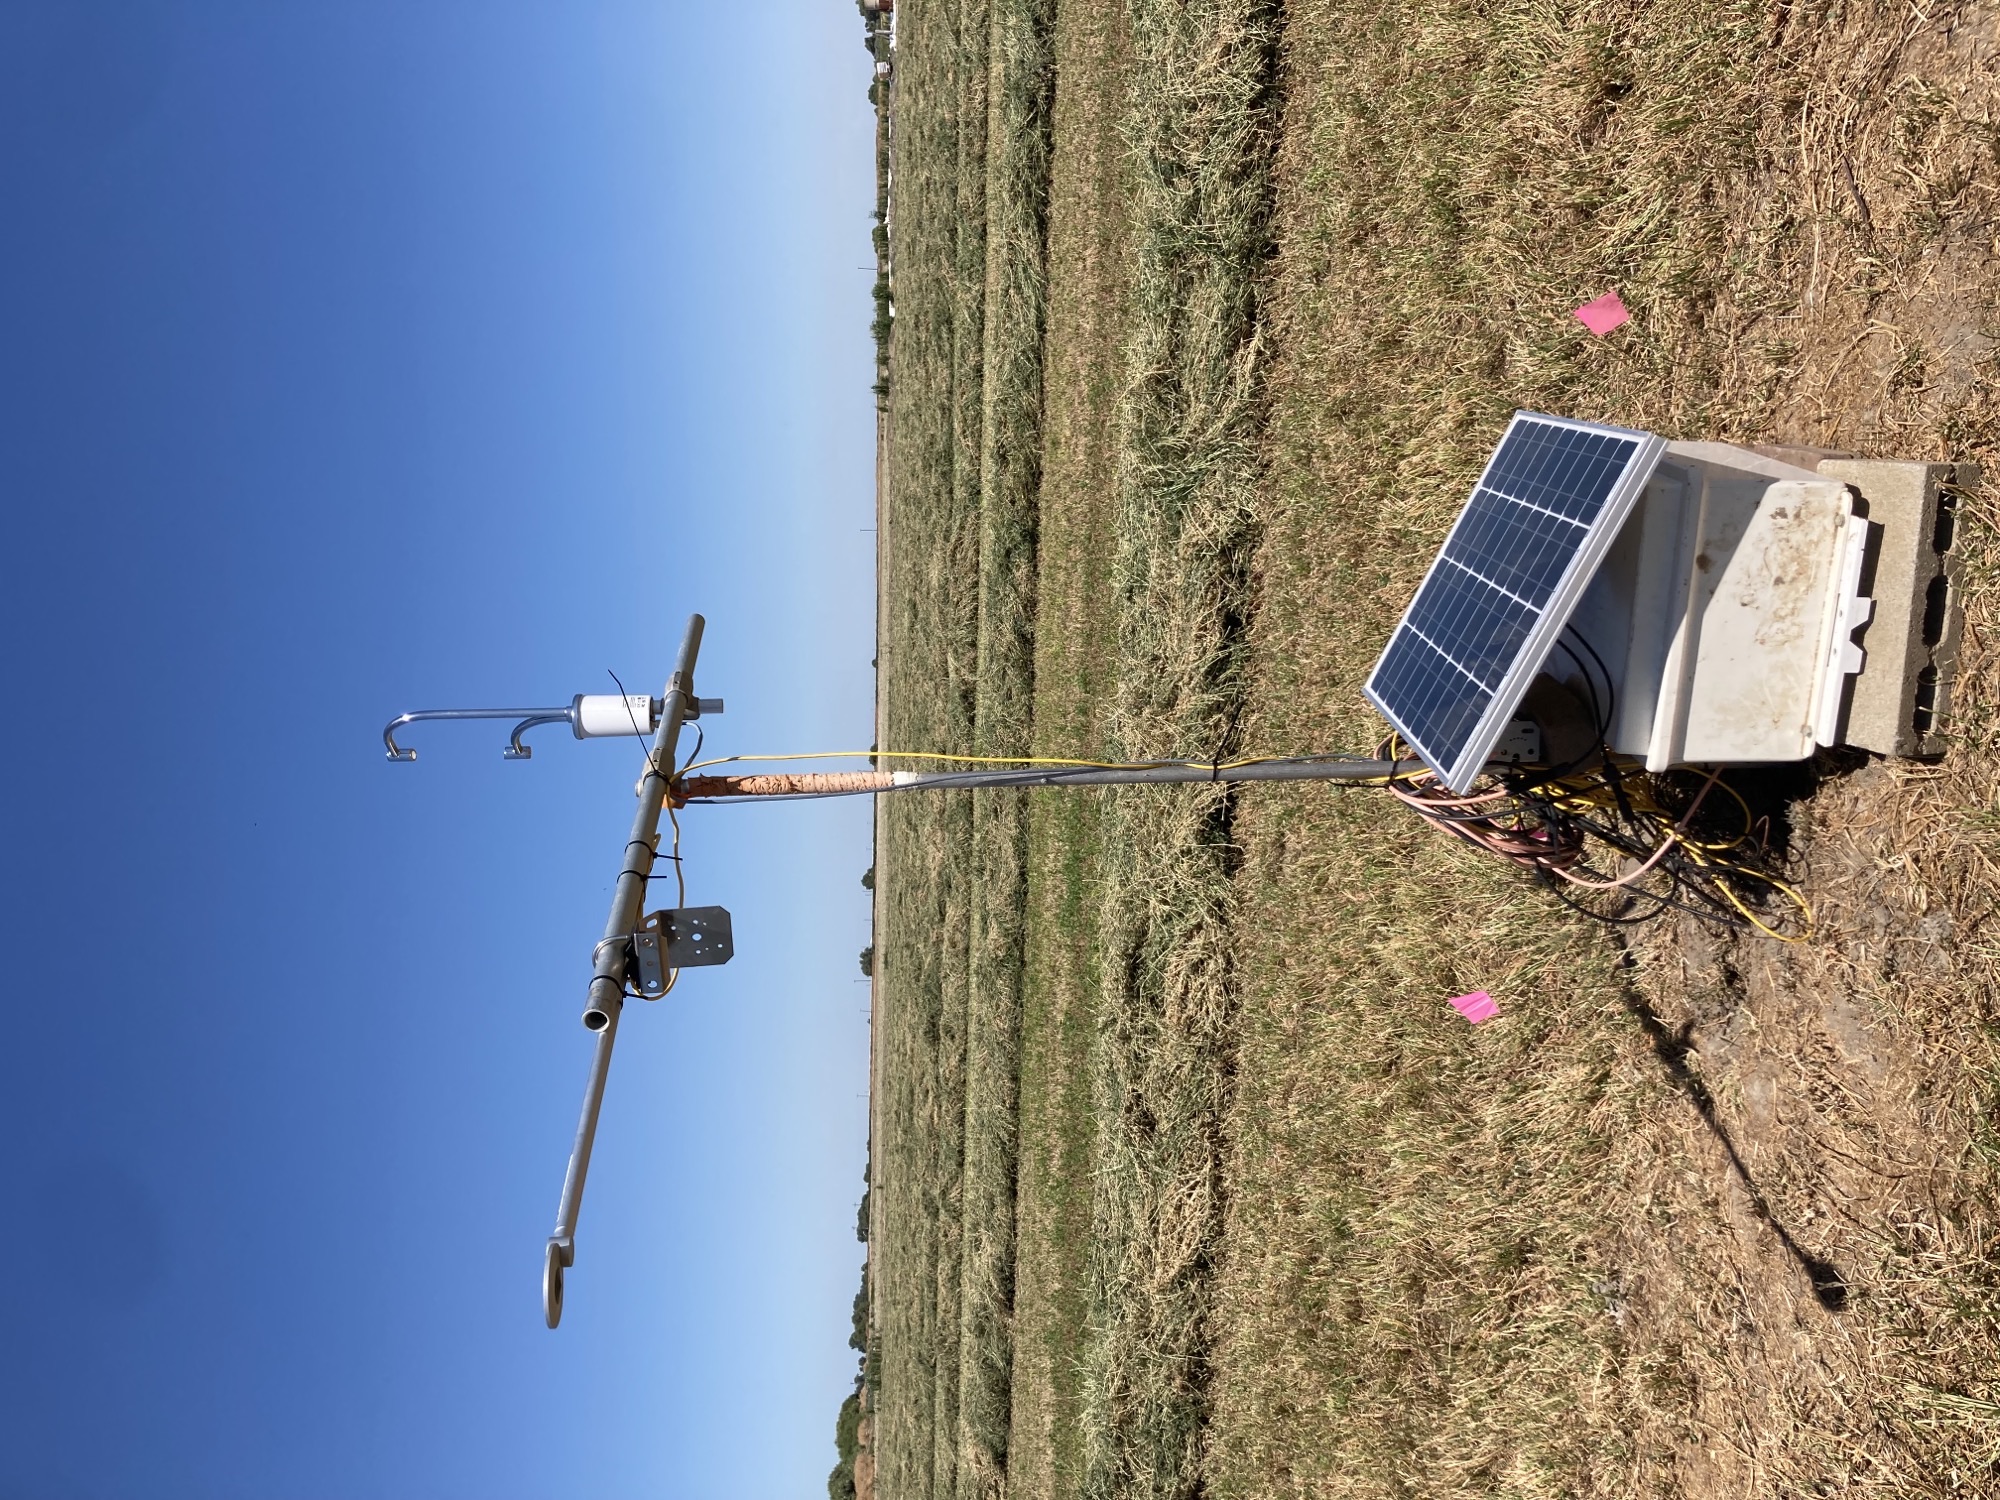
[{"x1": 1364, "y1": 412, "x2": 1667, "y2": 792}]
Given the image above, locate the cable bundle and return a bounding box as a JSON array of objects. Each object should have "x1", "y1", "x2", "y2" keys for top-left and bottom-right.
[
  {"x1": 662, "y1": 628, "x2": 1815, "y2": 943},
  {"x1": 1379, "y1": 747, "x2": 1812, "y2": 941}
]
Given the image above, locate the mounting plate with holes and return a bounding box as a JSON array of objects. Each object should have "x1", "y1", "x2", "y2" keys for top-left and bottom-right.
[{"x1": 631, "y1": 906, "x2": 735, "y2": 994}]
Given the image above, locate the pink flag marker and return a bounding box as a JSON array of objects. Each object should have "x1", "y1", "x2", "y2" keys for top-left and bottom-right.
[
  {"x1": 1450, "y1": 989, "x2": 1500, "y2": 1024},
  {"x1": 1574, "y1": 291, "x2": 1631, "y2": 337}
]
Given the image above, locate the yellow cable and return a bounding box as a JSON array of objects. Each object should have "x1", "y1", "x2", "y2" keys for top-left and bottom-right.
[
  {"x1": 1676, "y1": 838, "x2": 1814, "y2": 942},
  {"x1": 1469, "y1": 763, "x2": 1812, "y2": 940},
  {"x1": 685, "y1": 749, "x2": 1161, "y2": 774},
  {"x1": 1701, "y1": 777, "x2": 1758, "y2": 849}
]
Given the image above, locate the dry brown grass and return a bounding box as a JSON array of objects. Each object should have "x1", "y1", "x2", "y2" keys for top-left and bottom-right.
[
  {"x1": 1003, "y1": 8, "x2": 1138, "y2": 1500},
  {"x1": 875, "y1": 3, "x2": 1058, "y2": 1500},
  {"x1": 1078, "y1": 8, "x2": 1290, "y2": 1500},
  {"x1": 873, "y1": 5, "x2": 986, "y2": 1498},
  {"x1": 883, "y1": 0, "x2": 2000, "y2": 1493},
  {"x1": 960, "y1": 4, "x2": 1059, "y2": 1498},
  {"x1": 1206, "y1": 0, "x2": 2000, "y2": 1492}
]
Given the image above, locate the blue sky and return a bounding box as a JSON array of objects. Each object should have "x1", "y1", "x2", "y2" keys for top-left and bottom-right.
[{"x1": 0, "y1": 4, "x2": 879, "y2": 1496}]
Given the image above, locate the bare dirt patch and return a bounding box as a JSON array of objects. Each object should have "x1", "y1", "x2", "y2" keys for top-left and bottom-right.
[{"x1": 1609, "y1": 751, "x2": 2000, "y2": 1491}]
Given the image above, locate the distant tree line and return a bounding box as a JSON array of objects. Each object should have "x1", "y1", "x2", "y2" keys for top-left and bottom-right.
[
  {"x1": 857, "y1": 0, "x2": 892, "y2": 398},
  {"x1": 829, "y1": 1160, "x2": 873, "y2": 1500},
  {"x1": 829, "y1": 1380, "x2": 863, "y2": 1500}
]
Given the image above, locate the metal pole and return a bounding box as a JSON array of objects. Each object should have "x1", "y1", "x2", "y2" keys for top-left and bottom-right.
[
  {"x1": 544, "y1": 613, "x2": 705, "y2": 1329},
  {"x1": 880, "y1": 758, "x2": 1410, "y2": 789},
  {"x1": 678, "y1": 757, "x2": 1412, "y2": 801}
]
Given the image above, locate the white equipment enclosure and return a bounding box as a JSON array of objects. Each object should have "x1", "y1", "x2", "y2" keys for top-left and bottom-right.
[{"x1": 1368, "y1": 412, "x2": 1972, "y2": 789}]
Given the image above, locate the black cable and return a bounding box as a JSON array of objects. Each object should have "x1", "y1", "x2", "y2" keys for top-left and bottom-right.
[
  {"x1": 1545, "y1": 872, "x2": 1721, "y2": 927},
  {"x1": 1561, "y1": 624, "x2": 1618, "y2": 738},
  {"x1": 1552, "y1": 638, "x2": 1609, "y2": 741},
  {"x1": 608, "y1": 668, "x2": 666, "y2": 782},
  {"x1": 1517, "y1": 633, "x2": 1613, "y2": 788},
  {"x1": 688, "y1": 757, "x2": 1404, "y2": 799}
]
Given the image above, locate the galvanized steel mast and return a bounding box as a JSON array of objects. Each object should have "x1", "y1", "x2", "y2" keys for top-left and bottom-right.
[{"x1": 543, "y1": 612, "x2": 706, "y2": 1329}]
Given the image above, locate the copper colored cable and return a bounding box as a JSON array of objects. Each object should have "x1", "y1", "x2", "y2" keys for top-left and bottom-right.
[{"x1": 680, "y1": 771, "x2": 897, "y2": 798}]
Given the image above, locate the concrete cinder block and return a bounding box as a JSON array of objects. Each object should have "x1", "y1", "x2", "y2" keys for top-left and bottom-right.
[
  {"x1": 1816, "y1": 458, "x2": 1976, "y2": 757},
  {"x1": 1748, "y1": 443, "x2": 1854, "y2": 471}
]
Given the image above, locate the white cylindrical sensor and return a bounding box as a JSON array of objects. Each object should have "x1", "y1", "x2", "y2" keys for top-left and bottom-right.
[{"x1": 572, "y1": 694, "x2": 658, "y2": 738}]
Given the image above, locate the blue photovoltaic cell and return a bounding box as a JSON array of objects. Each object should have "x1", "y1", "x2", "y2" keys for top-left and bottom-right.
[
  {"x1": 1406, "y1": 565, "x2": 1535, "y2": 687},
  {"x1": 1482, "y1": 423, "x2": 1636, "y2": 523},
  {"x1": 1442, "y1": 489, "x2": 1582, "y2": 607},
  {"x1": 1365, "y1": 415, "x2": 1656, "y2": 787},
  {"x1": 1371, "y1": 627, "x2": 1491, "y2": 768}
]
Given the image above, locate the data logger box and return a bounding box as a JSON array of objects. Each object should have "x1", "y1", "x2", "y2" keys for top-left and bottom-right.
[
  {"x1": 1567, "y1": 446, "x2": 1972, "y2": 770},
  {"x1": 1568, "y1": 444, "x2": 1871, "y2": 769},
  {"x1": 1366, "y1": 413, "x2": 1973, "y2": 789}
]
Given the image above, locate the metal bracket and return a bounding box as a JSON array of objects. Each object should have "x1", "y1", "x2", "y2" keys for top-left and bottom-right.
[{"x1": 630, "y1": 906, "x2": 735, "y2": 995}]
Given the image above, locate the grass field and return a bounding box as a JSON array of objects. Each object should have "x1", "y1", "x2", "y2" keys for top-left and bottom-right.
[
  {"x1": 871, "y1": 4, "x2": 1055, "y2": 1500},
  {"x1": 871, "y1": 0, "x2": 2000, "y2": 1494}
]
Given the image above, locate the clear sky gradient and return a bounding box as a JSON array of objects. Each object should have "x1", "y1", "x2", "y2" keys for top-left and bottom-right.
[{"x1": 0, "y1": 4, "x2": 879, "y2": 1496}]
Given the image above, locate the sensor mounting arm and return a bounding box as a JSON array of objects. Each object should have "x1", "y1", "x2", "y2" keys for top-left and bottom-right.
[
  {"x1": 383, "y1": 692, "x2": 709, "y2": 762},
  {"x1": 544, "y1": 613, "x2": 706, "y2": 1329},
  {"x1": 382, "y1": 706, "x2": 578, "y2": 762}
]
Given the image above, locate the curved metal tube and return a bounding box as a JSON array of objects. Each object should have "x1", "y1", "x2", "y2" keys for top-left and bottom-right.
[
  {"x1": 382, "y1": 706, "x2": 575, "y2": 762},
  {"x1": 505, "y1": 714, "x2": 574, "y2": 761}
]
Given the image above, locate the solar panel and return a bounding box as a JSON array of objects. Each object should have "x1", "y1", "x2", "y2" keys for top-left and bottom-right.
[{"x1": 1365, "y1": 412, "x2": 1667, "y2": 791}]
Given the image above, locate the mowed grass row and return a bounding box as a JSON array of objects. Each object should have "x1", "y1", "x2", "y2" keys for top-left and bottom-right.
[
  {"x1": 1003, "y1": 6, "x2": 1133, "y2": 1500},
  {"x1": 875, "y1": 1, "x2": 1057, "y2": 1500},
  {"x1": 874, "y1": 3, "x2": 983, "y2": 1497},
  {"x1": 1080, "y1": 6, "x2": 1284, "y2": 1500},
  {"x1": 895, "y1": 5, "x2": 1296, "y2": 1499},
  {"x1": 962, "y1": 3, "x2": 1057, "y2": 1499}
]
